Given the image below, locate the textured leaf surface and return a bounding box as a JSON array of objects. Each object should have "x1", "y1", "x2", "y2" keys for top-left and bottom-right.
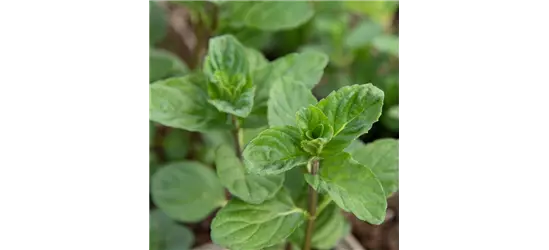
[
  {"x1": 149, "y1": 75, "x2": 230, "y2": 132},
  {"x1": 150, "y1": 48, "x2": 189, "y2": 83},
  {"x1": 350, "y1": 138, "x2": 399, "y2": 197},
  {"x1": 150, "y1": 210, "x2": 194, "y2": 250},
  {"x1": 243, "y1": 126, "x2": 310, "y2": 175},
  {"x1": 305, "y1": 152, "x2": 387, "y2": 224},
  {"x1": 204, "y1": 35, "x2": 255, "y2": 117},
  {"x1": 211, "y1": 190, "x2": 306, "y2": 250},
  {"x1": 244, "y1": 1, "x2": 314, "y2": 31},
  {"x1": 204, "y1": 35, "x2": 249, "y2": 77},
  {"x1": 290, "y1": 203, "x2": 350, "y2": 249},
  {"x1": 245, "y1": 51, "x2": 328, "y2": 128},
  {"x1": 268, "y1": 77, "x2": 317, "y2": 127},
  {"x1": 295, "y1": 105, "x2": 332, "y2": 140},
  {"x1": 316, "y1": 84, "x2": 384, "y2": 154},
  {"x1": 216, "y1": 145, "x2": 284, "y2": 204},
  {"x1": 151, "y1": 161, "x2": 226, "y2": 222}
]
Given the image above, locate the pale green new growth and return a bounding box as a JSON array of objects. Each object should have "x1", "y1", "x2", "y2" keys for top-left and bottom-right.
[
  {"x1": 316, "y1": 84, "x2": 384, "y2": 155},
  {"x1": 151, "y1": 161, "x2": 226, "y2": 222},
  {"x1": 204, "y1": 35, "x2": 255, "y2": 118},
  {"x1": 244, "y1": 51, "x2": 328, "y2": 128}
]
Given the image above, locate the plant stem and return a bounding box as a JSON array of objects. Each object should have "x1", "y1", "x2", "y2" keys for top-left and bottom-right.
[
  {"x1": 303, "y1": 159, "x2": 320, "y2": 250},
  {"x1": 231, "y1": 115, "x2": 243, "y2": 160}
]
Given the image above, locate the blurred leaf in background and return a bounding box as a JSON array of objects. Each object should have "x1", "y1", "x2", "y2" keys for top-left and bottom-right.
[
  {"x1": 343, "y1": 1, "x2": 398, "y2": 29},
  {"x1": 150, "y1": 210, "x2": 195, "y2": 250},
  {"x1": 150, "y1": 49, "x2": 189, "y2": 83},
  {"x1": 197, "y1": 130, "x2": 233, "y2": 165},
  {"x1": 162, "y1": 129, "x2": 190, "y2": 162},
  {"x1": 150, "y1": 1, "x2": 167, "y2": 46}
]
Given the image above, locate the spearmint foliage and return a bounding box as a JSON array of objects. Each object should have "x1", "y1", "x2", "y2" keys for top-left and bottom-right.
[{"x1": 149, "y1": 33, "x2": 398, "y2": 250}]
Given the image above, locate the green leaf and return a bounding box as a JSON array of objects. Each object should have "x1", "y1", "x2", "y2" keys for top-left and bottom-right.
[
  {"x1": 350, "y1": 138, "x2": 399, "y2": 197},
  {"x1": 244, "y1": 51, "x2": 328, "y2": 128},
  {"x1": 268, "y1": 77, "x2": 317, "y2": 127},
  {"x1": 316, "y1": 84, "x2": 384, "y2": 154},
  {"x1": 305, "y1": 152, "x2": 387, "y2": 224},
  {"x1": 151, "y1": 161, "x2": 226, "y2": 222},
  {"x1": 389, "y1": 104, "x2": 400, "y2": 121},
  {"x1": 219, "y1": 1, "x2": 257, "y2": 28},
  {"x1": 150, "y1": 48, "x2": 189, "y2": 83},
  {"x1": 290, "y1": 203, "x2": 350, "y2": 249},
  {"x1": 149, "y1": 74, "x2": 230, "y2": 132},
  {"x1": 382, "y1": 105, "x2": 399, "y2": 131},
  {"x1": 343, "y1": 1, "x2": 398, "y2": 27},
  {"x1": 150, "y1": 151, "x2": 159, "y2": 181},
  {"x1": 344, "y1": 139, "x2": 366, "y2": 154},
  {"x1": 372, "y1": 34, "x2": 399, "y2": 57},
  {"x1": 150, "y1": 210, "x2": 195, "y2": 250},
  {"x1": 163, "y1": 129, "x2": 190, "y2": 161},
  {"x1": 295, "y1": 105, "x2": 333, "y2": 140},
  {"x1": 204, "y1": 35, "x2": 255, "y2": 117},
  {"x1": 197, "y1": 130, "x2": 233, "y2": 165},
  {"x1": 150, "y1": 1, "x2": 167, "y2": 45},
  {"x1": 216, "y1": 145, "x2": 285, "y2": 204},
  {"x1": 244, "y1": 1, "x2": 314, "y2": 31},
  {"x1": 243, "y1": 126, "x2": 310, "y2": 175},
  {"x1": 246, "y1": 47, "x2": 269, "y2": 72},
  {"x1": 344, "y1": 20, "x2": 384, "y2": 49},
  {"x1": 295, "y1": 105, "x2": 335, "y2": 155},
  {"x1": 211, "y1": 190, "x2": 306, "y2": 250},
  {"x1": 243, "y1": 126, "x2": 267, "y2": 145},
  {"x1": 283, "y1": 167, "x2": 307, "y2": 201},
  {"x1": 204, "y1": 35, "x2": 249, "y2": 77},
  {"x1": 263, "y1": 244, "x2": 286, "y2": 250}
]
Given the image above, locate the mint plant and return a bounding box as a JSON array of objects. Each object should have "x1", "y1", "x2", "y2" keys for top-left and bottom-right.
[
  {"x1": 211, "y1": 80, "x2": 398, "y2": 250},
  {"x1": 149, "y1": 4, "x2": 398, "y2": 248}
]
